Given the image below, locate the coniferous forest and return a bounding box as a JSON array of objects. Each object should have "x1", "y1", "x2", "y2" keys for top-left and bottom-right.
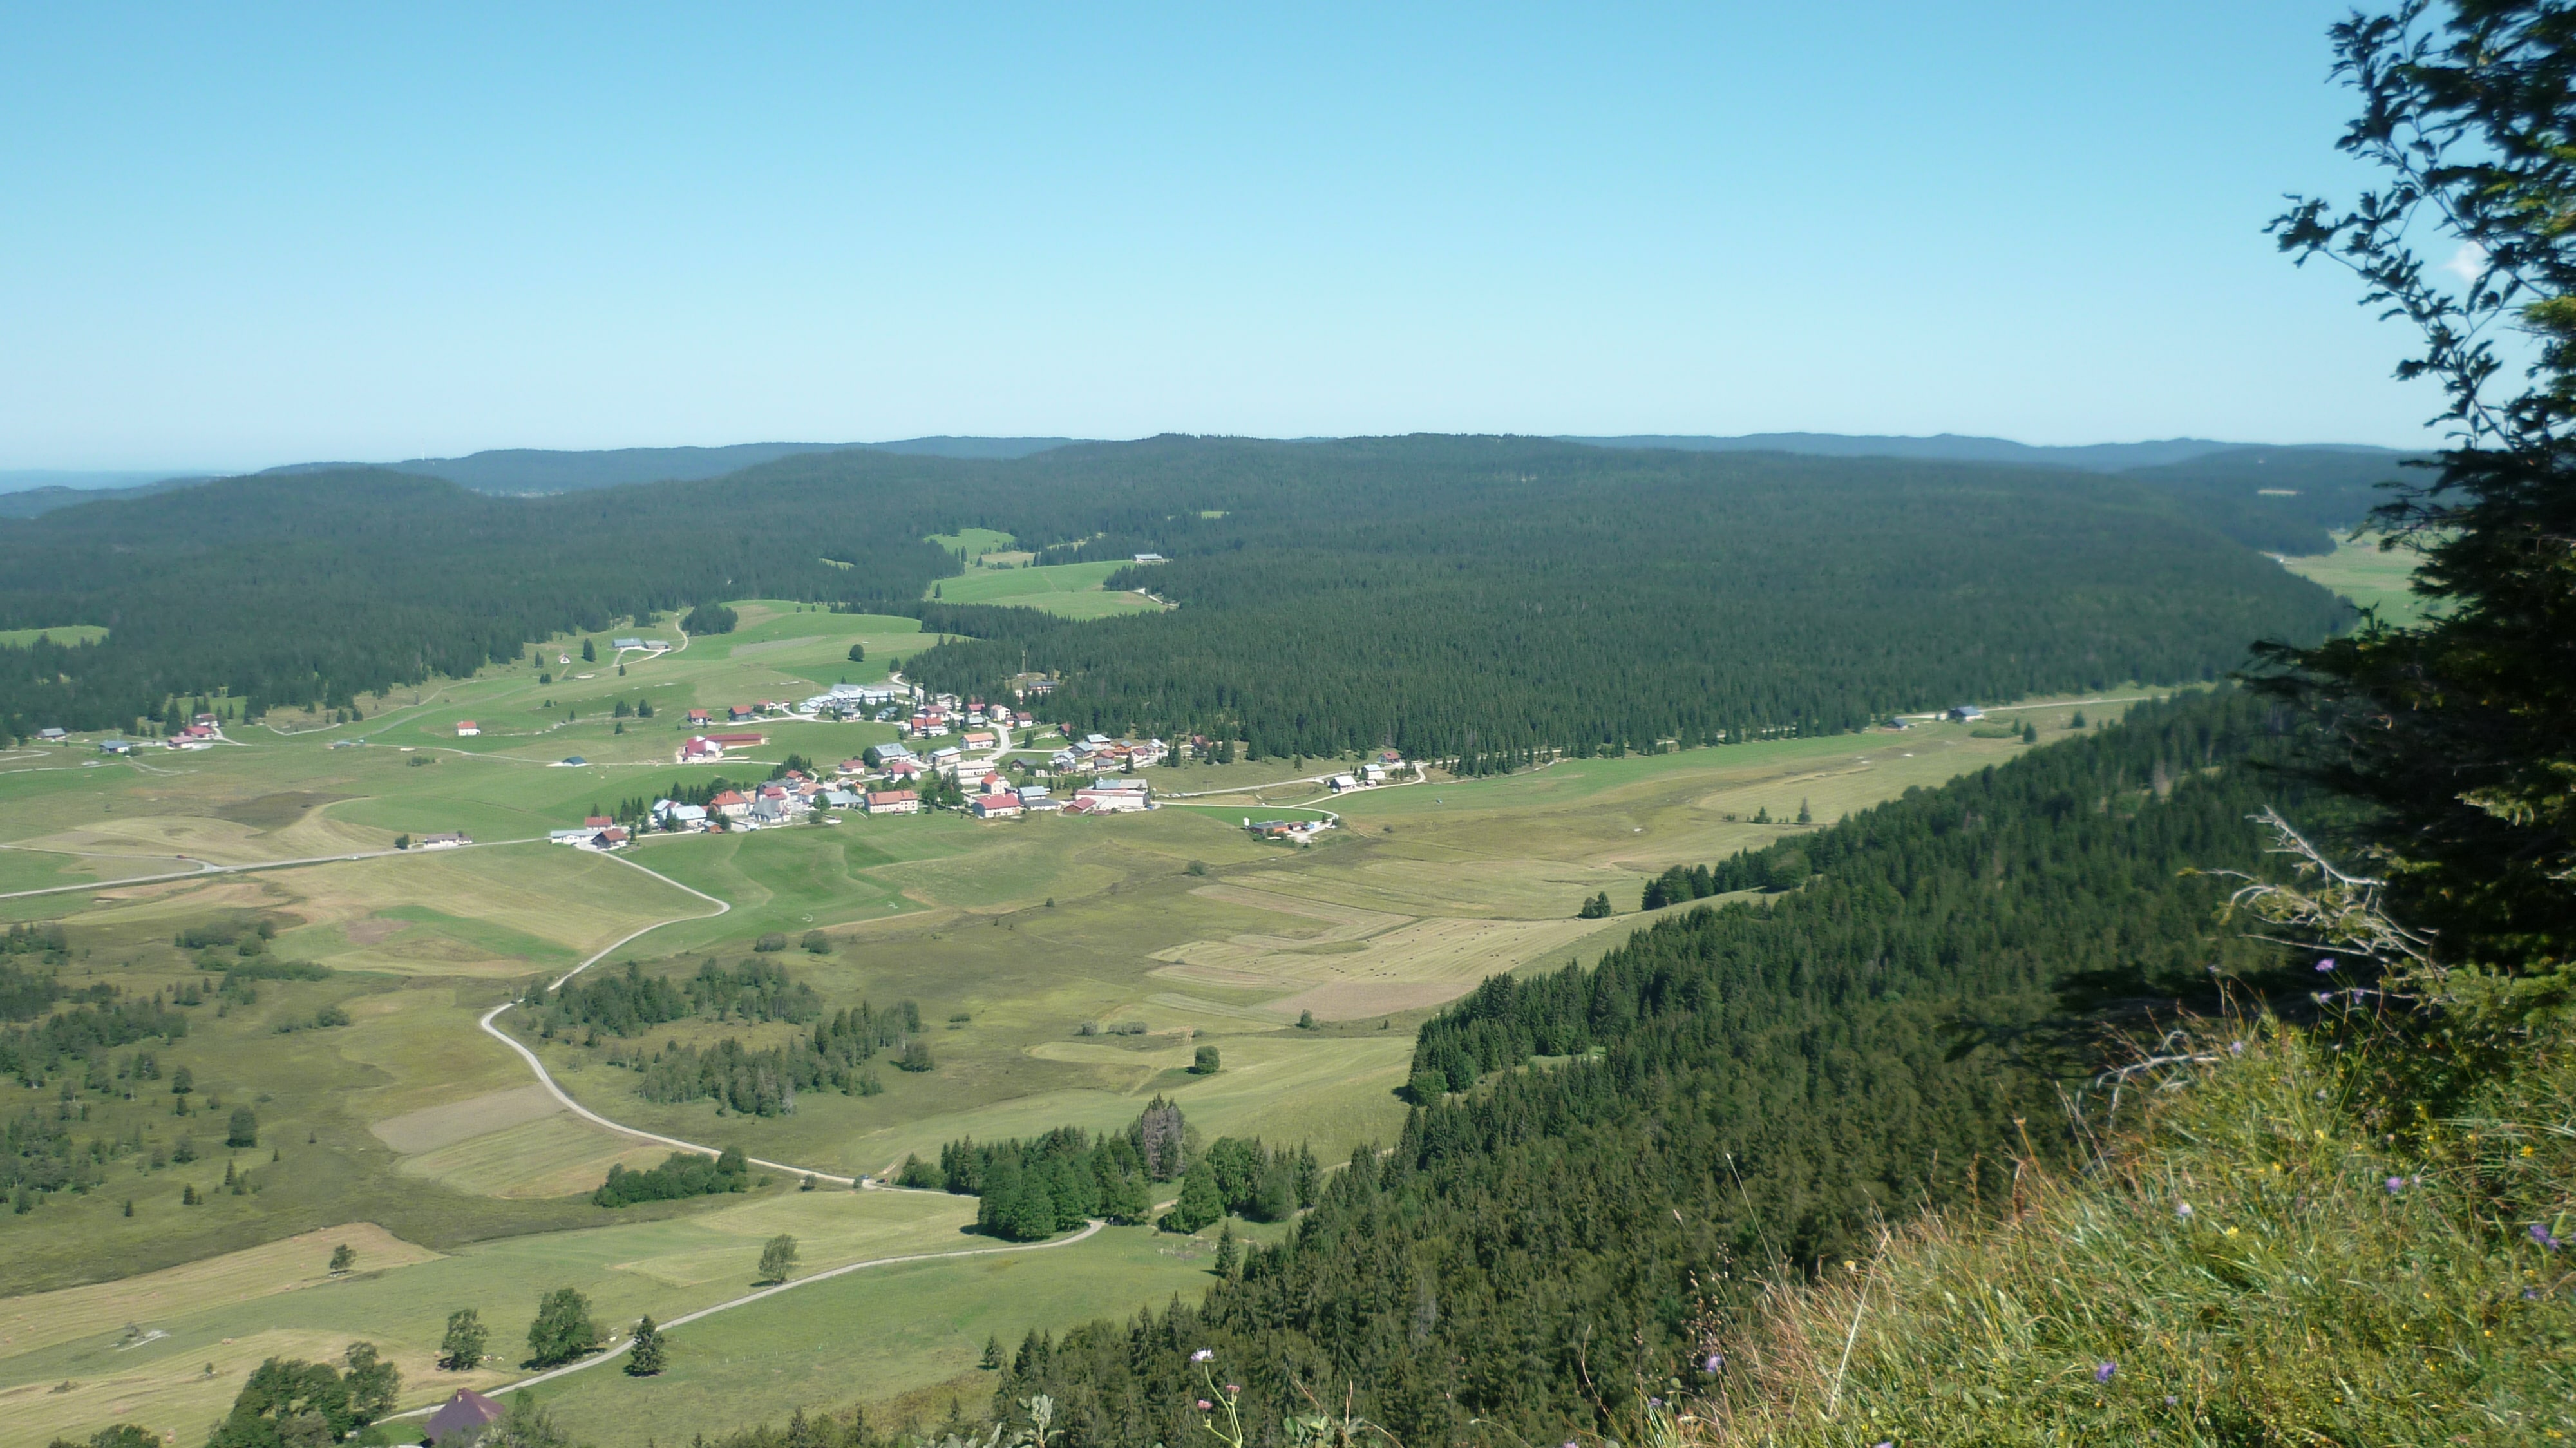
[
  {"x1": 0, "y1": 437, "x2": 2343, "y2": 754},
  {"x1": 976, "y1": 689, "x2": 2323, "y2": 1446}
]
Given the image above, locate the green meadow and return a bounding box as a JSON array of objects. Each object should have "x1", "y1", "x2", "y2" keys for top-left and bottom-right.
[
  {"x1": 0, "y1": 595, "x2": 2154, "y2": 1443},
  {"x1": 2278, "y1": 532, "x2": 2434, "y2": 624},
  {"x1": 929, "y1": 560, "x2": 1162, "y2": 619},
  {"x1": 0, "y1": 624, "x2": 109, "y2": 649}
]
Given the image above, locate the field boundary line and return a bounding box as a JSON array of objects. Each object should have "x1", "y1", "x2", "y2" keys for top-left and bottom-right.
[
  {"x1": 384, "y1": 1219, "x2": 1105, "y2": 1415},
  {"x1": 0, "y1": 836, "x2": 551, "y2": 902}
]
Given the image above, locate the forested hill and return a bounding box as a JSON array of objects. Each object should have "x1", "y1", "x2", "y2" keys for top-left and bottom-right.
[
  {"x1": 985, "y1": 689, "x2": 2318, "y2": 1447},
  {"x1": 0, "y1": 436, "x2": 2340, "y2": 744},
  {"x1": 904, "y1": 439, "x2": 2346, "y2": 763}
]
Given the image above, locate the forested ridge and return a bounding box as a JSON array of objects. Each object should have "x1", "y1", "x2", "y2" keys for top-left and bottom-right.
[
  {"x1": 0, "y1": 438, "x2": 2341, "y2": 757},
  {"x1": 981, "y1": 690, "x2": 2320, "y2": 1446}
]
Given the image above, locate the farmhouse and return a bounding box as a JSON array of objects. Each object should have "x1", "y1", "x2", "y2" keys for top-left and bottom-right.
[
  {"x1": 961, "y1": 730, "x2": 996, "y2": 750},
  {"x1": 680, "y1": 736, "x2": 724, "y2": 763},
  {"x1": 454, "y1": 721, "x2": 479, "y2": 737},
  {"x1": 426, "y1": 1389, "x2": 506, "y2": 1445},
  {"x1": 687, "y1": 709, "x2": 712, "y2": 725},
  {"x1": 865, "y1": 741, "x2": 913, "y2": 767},
  {"x1": 1072, "y1": 786, "x2": 1150, "y2": 813},
  {"x1": 864, "y1": 788, "x2": 920, "y2": 815},
  {"x1": 1133, "y1": 552, "x2": 1166, "y2": 563},
  {"x1": 707, "y1": 731, "x2": 767, "y2": 747},
  {"x1": 710, "y1": 789, "x2": 750, "y2": 819},
  {"x1": 36, "y1": 727, "x2": 67, "y2": 741},
  {"x1": 612, "y1": 636, "x2": 643, "y2": 649},
  {"x1": 822, "y1": 788, "x2": 860, "y2": 810},
  {"x1": 1947, "y1": 705, "x2": 1986, "y2": 721},
  {"x1": 972, "y1": 793, "x2": 1023, "y2": 819},
  {"x1": 416, "y1": 832, "x2": 471, "y2": 849},
  {"x1": 97, "y1": 738, "x2": 133, "y2": 755},
  {"x1": 882, "y1": 758, "x2": 925, "y2": 781},
  {"x1": 653, "y1": 801, "x2": 708, "y2": 828}
]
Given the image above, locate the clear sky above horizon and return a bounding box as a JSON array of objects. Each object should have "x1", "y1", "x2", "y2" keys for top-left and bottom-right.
[{"x1": 2, "y1": 3, "x2": 2450, "y2": 470}]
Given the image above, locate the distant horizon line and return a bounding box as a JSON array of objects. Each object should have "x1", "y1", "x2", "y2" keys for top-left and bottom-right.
[{"x1": 0, "y1": 428, "x2": 2429, "y2": 488}]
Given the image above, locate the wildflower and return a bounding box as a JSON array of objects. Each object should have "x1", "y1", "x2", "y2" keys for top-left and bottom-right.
[
  {"x1": 2228, "y1": 1040, "x2": 2244, "y2": 1055},
  {"x1": 2315, "y1": 958, "x2": 2336, "y2": 972},
  {"x1": 2175, "y1": 1201, "x2": 2192, "y2": 1219},
  {"x1": 2164, "y1": 1395, "x2": 2178, "y2": 1407},
  {"x1": 1703, "y1": 1353, "x2": 1723, "y2": 1373},
  {"x1": 1225, "y1": 1385, "x2": 1240, "y2": 1395},
  {"x1": 2525, "y1": 1288, "x2": 2543, "y2": 1300},
  {"x1": 1190, "y1": 1348, "x2": 1214, "y2": 1362},
  {"x1": 1197, "y1": 1400, "x2": 1213, "y2": 1411},
  {"x1": 2530, "y1": 1224, "x2": 2564, "y2": 1252},
  {"x1": 2385, "y1": 1177, "x2": 2407, "y2": 1194},
  {"x1": 1647, "y1": 1397, "x2": 1663, "y2": 1409},
  {"x1": 2095, "y1": 1362, "x2": 2117, "y2": 1384}
]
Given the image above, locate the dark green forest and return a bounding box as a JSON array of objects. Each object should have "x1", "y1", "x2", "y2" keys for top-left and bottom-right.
[
  {"x1": 981, "y1": 689, "x2": 2324, "y2": 1446},
  {"x1": 0, "y1": 438, "x2": 2343, "y2": 758}
]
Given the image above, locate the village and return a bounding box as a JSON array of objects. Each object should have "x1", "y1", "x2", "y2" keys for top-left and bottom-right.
[{"x1": 527, "y1": 680, "x2": 1420, "y2": 853}]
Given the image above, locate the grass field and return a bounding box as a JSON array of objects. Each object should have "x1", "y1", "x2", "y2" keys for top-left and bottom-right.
[
  {"x1": 0, "y1": 624, "x2": 109, "y2": 649},
  {"x1": 928, "y1": 561, "x2": 1162, "y2": 619},
  {"x1": 2278, "y1": 533, "x2": 2435, "y2": 624},
  {"x1": 0, "y1": 607, "x2": 2170, "y2": 1445}
]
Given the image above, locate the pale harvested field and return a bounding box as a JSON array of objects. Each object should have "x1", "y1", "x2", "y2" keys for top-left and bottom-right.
[
  {"x1": 0, "y1": 1328, "x2": 469, "y2": 1448},
  {"x1": 1268, "y1": 980, "x2": 1475, "y2": 1020},
  {"x1": 1151, "y1": 915, "x2": 1607, "y2": 998},
  {"x1": 394, "y1": 1114, "x2": 667, "y2": 1199},
  {"x1": 12, "y1": 803, "x2": 381, "y2": 866},
  {"x1": 0, "y1": 1224, "x2": 439, "y2": 1360},
  {"x1": 1184, "y1": 882, "x2": 1412, "y2": 940},
  {"x1": 368, "y1": 1084, "x2": 564, "y2": 1156}
]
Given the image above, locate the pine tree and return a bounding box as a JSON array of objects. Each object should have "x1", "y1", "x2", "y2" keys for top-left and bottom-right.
[
  {"x1": 980, "y1": 1335, "x2": 1005, "y2": 1370},
  {"x1": 625, "y1": 1315, "x2": 666, "y2": 1376},
  {"x1": 1213, "y1": 1221, "x2": 1239, "y2": 1277},
  {"x1": 1796, "y1": 797, "x2": 1814, "y2": 824},
  {"x1": 1164, "y1": 1159, "x2": 1224, "y2": 1233}
]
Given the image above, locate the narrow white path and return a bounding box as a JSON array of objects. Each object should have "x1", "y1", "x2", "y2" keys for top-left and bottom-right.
[
  {"x1": 474, "y1": 850, "x2": 886, "y2": 1188},
  {"x1": 0, "y1": 836, "x2": 549, "y2": 902},
  {"x1": 386, "y1": 1219, "x2": 1105, "y2": 1416}
]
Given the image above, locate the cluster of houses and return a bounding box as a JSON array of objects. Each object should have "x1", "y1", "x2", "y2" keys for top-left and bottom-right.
[
  {"x1": 88, "y1": 714, "x2": 224, "y2": 754},
  {"x1": 1325, "y1": 754, "x2": 1414, "y2": 791},
  {"x1": 1045, "y1": 732, "x2": 1166, "y2": 772}
]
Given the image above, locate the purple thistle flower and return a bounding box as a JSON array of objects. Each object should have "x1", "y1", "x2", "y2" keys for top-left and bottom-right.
[
  {"x1": 2228, "y1": 1040, "x2": 2244, "y2": 1055},
  {"x1": 1703, "y1": 1353, "x2": 1723, "y2": 1373},
  {"x1": 2095, "y1": 1362, "x2": 2117, "y2": 1384},
  {"x1": 2315, "y1": 958, "x2": 2336, "y2": 972},
  {"x1": 2164, "y1": 1395, "x2": 2178, "y2": 1407},
  {"x1": 2385, "y1": 1176, "x2": 2407, "y2": 1194},
  {"x1": 2530, "y1": 1223, "x2": 2564, "y2": 1251}
]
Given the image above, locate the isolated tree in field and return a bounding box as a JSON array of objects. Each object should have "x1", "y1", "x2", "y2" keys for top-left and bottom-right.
[
  {"x1": 1191, "y1": 1045, "x2": 1221, "y2": 1075},
  {"x1": 800, "y1": 929, "x2": 832, "y2": 954},
  {"x1": 2020, "y1": 721, "x2": 2039, "y2": 744},
  {"x1": 1577, "y1": 891, "x2": 1611, "y2": 919},
  {"x1": 847, "y1": 643, "x2": 866, "y2": 663},
  {"x1": 1797, "y1": 796, "x2": 1814, "y2": 823},
  {"x1": 171, "y1": 1066, "x2": 192, "y2": 1096},
  {"x1": 980, "y1": 1335, "x2": 1005, "y2": 1370},
  {"x1": 2259, "y1": 0, "x2": 2576, "y2": 1004},
  {"x1": 437, "y1": 1308, "x2": 488, "y2": 1370},
  {"x1": 624, "y1": 1315, "x2": 666, "y2": 1376},
  {"x1": 525, "y1": 1286, "x2": 601, "y2": 1367},
  {"x1": 327, "y1": 1243, "x2": 355, "y2": 1274},
  {"x1": 2069, "y1": 709, "x2": 2087, "y2": 729},
  {"x1": 226, "y1": 1106, "x2": 258, "y2": 1148},
  {"x1": 897, "y1": 1040, "x2": 935, "y2": 1072},
  {"x1": 756, "y1": 1233, "x2": 799, "y2": 1283}
]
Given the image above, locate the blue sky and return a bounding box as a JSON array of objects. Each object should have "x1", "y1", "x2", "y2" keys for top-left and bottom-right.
[{"x1": 1, "y1": 3, "x2": 2440, "y2": 469}]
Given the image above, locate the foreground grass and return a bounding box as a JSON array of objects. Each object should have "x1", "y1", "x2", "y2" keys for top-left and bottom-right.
[{"x1": 1688, "y1": 1018, "x2": 2575, "y2": 1445}]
